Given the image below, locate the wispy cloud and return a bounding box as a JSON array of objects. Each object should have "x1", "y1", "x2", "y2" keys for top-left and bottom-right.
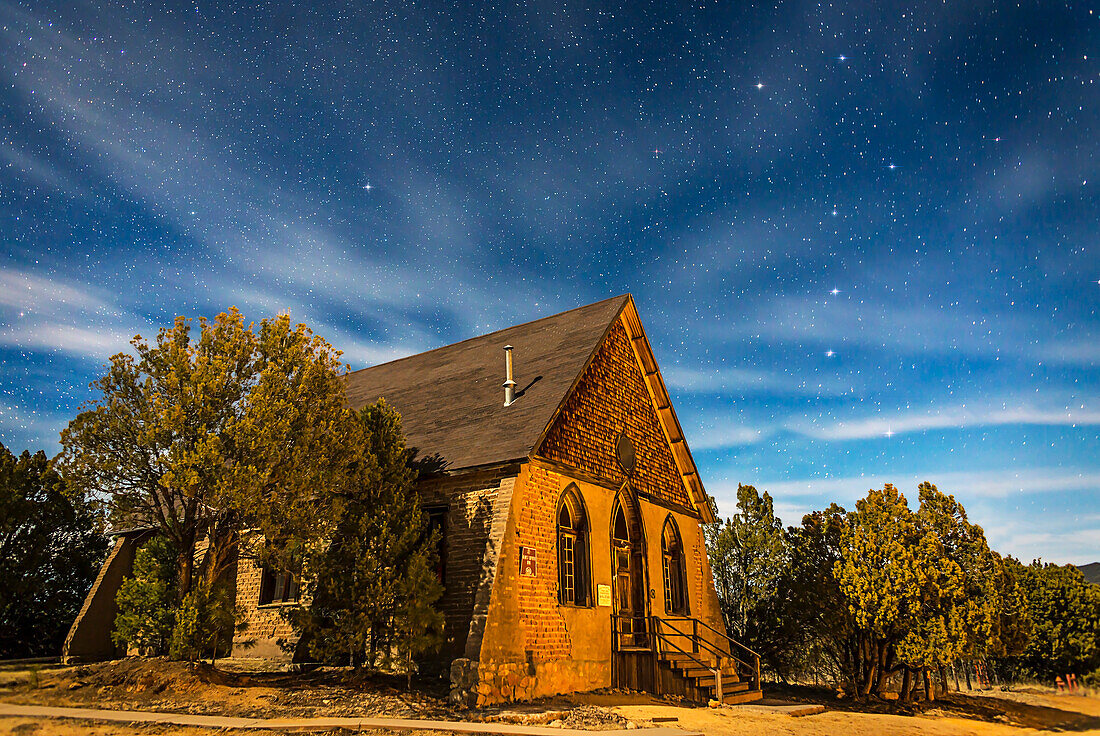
[
  {"x1": 0, "y1": 401, "x2": 71, "y2": 447},
  {"x1": 688, "y1": 418, "x2": 771, "y2": 450},
  {"x1": 743, "y1": 468, "x2": 1100, "y2": 503},
  {"x1": 664, "y1": 364, "x2": 861, "y2": 398},
  {"x1": 0, "y1": 4, "x2": 501, "y2": 342},
  {"x1": 0, "y1": 267, "x2": 146, "y2": 361},
  {"x1": 786, "y1": 403, "x2": 1100, "y2": 441}
]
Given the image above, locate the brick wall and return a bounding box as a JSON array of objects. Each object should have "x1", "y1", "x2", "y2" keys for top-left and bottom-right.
[
  {"x1": 539, "y1": 317, "x2": 690, "y2": 509},
  {"x1": 467, "y1": 463, "x2": 611, "y2": 706},
  {"x1": 511, "y1": 465, "x2": 573, "y2": 659}
]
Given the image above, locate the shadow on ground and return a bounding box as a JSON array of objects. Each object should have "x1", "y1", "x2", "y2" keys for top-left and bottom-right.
[{"x1": 764, "y1": 684, "x2": 1100, "y2": 732}]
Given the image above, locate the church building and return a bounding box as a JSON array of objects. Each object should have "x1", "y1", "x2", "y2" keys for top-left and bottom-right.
[{"x1": 64, "y1": 295, "x2": 761, "y2": 706}]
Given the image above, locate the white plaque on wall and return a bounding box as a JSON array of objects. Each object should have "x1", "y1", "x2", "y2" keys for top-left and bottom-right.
[{"x1": 596, "y1": 584, "x2": 612, "y2": 607}]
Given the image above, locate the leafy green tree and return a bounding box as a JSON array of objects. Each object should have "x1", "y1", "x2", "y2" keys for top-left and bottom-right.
[
  {"x1": 393, "y1": 552, "x2": 446, "y2": 686},
  {"x1": 705, "y1": 484, "x2": 793, "y2": 676},
  {"x1": 113, "y1": 537, "x2": 177, "y2": 655},
  {"x1": 784, "y1": 504, "x2": 857, "y2": 684},
  {"x1": 1003, "y1": 561, "x2": 1100, "y2": 680},
  {"x1": 57, "y1": 308, "x2": 354, "y2": 607},
  {"x1": 0, "y1": 444, "x2": 107, "y2": 658},
  {"x1": 989, "y1": 554, "x2": 1032, "y2": 659},
  {"x1": 168, "y1": 578, "x2": 241, "y2": 661},
  {"x1": 834, "y1": 484, "x2": 923, "y2": 697},
  {"x1": 294, "y1": 400, "x2": 443, "y2": 671}
]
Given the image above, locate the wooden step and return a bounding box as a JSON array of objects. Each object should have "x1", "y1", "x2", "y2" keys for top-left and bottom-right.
[
  {"x1": 679, "y1": 665, "x2": 740, "y2": 680},
  {"x1": 722, "y1": 688, "x2": 764, "y2": 705},
  {"x1": 696, "y1": 676, "x2": 751, "y2": 691},
  {"x1": 660, "y1": 652, "x2": 719, "y2": 667}
]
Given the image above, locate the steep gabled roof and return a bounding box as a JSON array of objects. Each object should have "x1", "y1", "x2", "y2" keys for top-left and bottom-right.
[
  {"x1": 344, "y1": 295, "x2": 629, "y2": 471},
  {"x1": 344, "y1": 294, "x2": 714, "y2": 522}
]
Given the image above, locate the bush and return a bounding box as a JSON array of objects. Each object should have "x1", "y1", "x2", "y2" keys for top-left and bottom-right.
[
  {"x1": 168, "y1": 580, "x2": 241, "y2": 661},
  {"x1": 113, "y1": 538, "x2": 176, "y2": 655}
]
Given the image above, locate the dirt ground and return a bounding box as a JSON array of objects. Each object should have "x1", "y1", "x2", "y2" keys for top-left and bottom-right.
[{"x1": 0, "y1": 660, "x2": 1098, "y2": 735}]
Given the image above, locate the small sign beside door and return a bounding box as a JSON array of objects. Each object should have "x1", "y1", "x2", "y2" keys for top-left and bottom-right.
[
  {"x1": 519, "y1": 546, "x2": 537, "y2": 577},
  {"x1": 596, "y1": 584, "x2": 612, "y2": 607}
]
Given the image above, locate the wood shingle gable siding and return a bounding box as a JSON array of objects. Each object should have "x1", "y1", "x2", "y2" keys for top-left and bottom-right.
[{"x1": 537, "y1": 319, "x2": 691, "y2": 510}]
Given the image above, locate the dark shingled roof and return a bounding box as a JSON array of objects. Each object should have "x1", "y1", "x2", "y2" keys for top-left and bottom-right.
[{"x1": 344, "y1": 295, "x2": 630, "y2": 471}]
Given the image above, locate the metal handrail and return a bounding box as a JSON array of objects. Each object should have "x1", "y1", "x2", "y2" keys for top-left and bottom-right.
[
  {"x1": 692, "y1": 616, "x2": 762, "y2": 661},
  {"x1": 656, "y1": 616, "x2": 761, "y2": 691},
  {"x1": 689, "y1": 616, "x2": 762, "y2": 690},
  {"x1": 657, "y1": 617, "x2": 752, "y2": 671},
  {"x1": 650, "y1": 618, "x2": 723, "y2": 700}
]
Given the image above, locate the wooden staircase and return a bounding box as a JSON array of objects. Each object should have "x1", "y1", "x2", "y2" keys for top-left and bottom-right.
[{"x1": 613, "y1": 615, "x2": 763, "y2": 705}]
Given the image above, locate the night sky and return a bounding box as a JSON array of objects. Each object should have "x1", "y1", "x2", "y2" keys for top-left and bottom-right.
[{"x1": 1, "y1": 1, "x2": 1097, "y2": 563}]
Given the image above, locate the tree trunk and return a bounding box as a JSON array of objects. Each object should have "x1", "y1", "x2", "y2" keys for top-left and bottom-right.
[
  {"x1": 964, "y1": 660, "x2": 973, "y2": 690},
  {"x1": 939, "y1": 665, "x2": 949, "y2": 696},
  {"x1": 953, "y1": 662, "x2": 960, "y2": 692},
  {"x1": 900, "y1": 667, "x2": 912, "y2": 703},
  {"x1": 872, "y1": 643, "x2": 890, "y2": 696},
  {"x1": 177, "y1": 530, "x2": 196, "y2": 603},
  {"x1": 859, "y1": 639, "x2": 877, "y2": 697},
  {"x1": 923, "y1": 668, "x2": 934, "y2": 702}
]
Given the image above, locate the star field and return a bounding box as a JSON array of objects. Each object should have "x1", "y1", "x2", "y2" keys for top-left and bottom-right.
[{"x1": 1, "y1": 1, "x2": 1097, "y2": 562}]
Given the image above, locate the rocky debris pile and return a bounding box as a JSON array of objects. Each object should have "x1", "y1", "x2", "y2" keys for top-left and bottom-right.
[{"x1": 557, "y1": 705, "x2": 633, "y2": 730}]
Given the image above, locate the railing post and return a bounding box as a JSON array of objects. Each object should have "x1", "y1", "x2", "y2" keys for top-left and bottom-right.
[
  {"x1": 715, "y1": 667, "x2": 723, "y2": 702},
  {"x1": 754, "y1": 654, "x2": 761, "y2": 691},
  {"x1": 651, "y1": 616, "x2": 661, "y2": 697},
  {"x1": 692, "y1": 618, "x2": 698, "y2": 654}
]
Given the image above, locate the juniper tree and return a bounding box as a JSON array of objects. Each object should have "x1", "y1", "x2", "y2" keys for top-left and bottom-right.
[
  {"x1": 0, "y1": 445, "x2": 107, "y2": 657},
  {"x1": 57, "y1": 308, "x2": 353, "y2": 605},
  {"x1": 295, "y1": 399, "x2": 443, "y2": 670},
  {"x1": 113, "y1": 537, "x2": 177, "y2": 655},
  {"x1": 705, "y1": 484, "x2": 793, "y2": 676}
]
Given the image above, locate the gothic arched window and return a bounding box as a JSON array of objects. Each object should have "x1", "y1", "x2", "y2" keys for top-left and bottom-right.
[
  {"x1": 557, "y1": 485, "x2": 590, "y2": 606},
  {"x1": 662, "y1": 515, "x2": 689, "y2": 615}
]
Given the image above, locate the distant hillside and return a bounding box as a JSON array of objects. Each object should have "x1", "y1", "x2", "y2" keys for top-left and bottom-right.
[{"x1": 1079, "y1": 562, "x2": 1100, "y2": 584}]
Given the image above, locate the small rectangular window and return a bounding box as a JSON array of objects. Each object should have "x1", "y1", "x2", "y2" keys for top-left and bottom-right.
[
  {"x1": 561, "y1": 533, "x2": 576, "y2": 604},
  {"x1": 425, "y1": 506, "x2": 448, "y2": 586},
  {"x1": 259, "y1": 566, "x2": 299, "y2": 605}
]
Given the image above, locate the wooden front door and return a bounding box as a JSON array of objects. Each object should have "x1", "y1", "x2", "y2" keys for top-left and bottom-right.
[{"x1": 612, "y1": 501, "x2": 647, "y2": 648}]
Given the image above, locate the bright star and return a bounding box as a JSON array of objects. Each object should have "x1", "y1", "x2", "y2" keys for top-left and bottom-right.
[
  {"x1": 838, "y1": 55, "x2": 847, "y2": 62},
  {"x1": 364, "y1": 184, "x2": 373, "y2": 191},
  {"x1": 830, "y1": 287, "x2": 840, "y2": 295},
  {"x1": 888, "y1": 163, "x2": 897, "y2": 170},
  {"x1": 826, "y1": 350, "x2": 836, "y2": 357},
  {"x1": 755, "y1": 82, "x2": 764, "y2": 89},
  {"x1": 884, "y1": 429, "x2": 895, "y2": 438}
]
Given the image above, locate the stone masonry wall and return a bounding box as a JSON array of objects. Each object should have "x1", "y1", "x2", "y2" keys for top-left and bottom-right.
[
  {"x1": 539, "y1": 317, "x2": 691, "y2": 509},
  {"x1": 232, "y1": 466, "x2": 519, "y2": 663},
  {"x1": 232, "y1": 542, "x2": 301, "y2": 661},
  {"x1": 417, "y1": 466, "x2": 519, "y2": 661}
]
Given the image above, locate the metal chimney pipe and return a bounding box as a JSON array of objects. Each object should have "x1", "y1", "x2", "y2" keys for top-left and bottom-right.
[{"x1": 503, "y1": 345, "x2": 516, "y2": 406}]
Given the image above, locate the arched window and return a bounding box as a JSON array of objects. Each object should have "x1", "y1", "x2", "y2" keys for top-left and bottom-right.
[
  {"x1": 557, "y1": 485, "x2": 590, "y2": 606},
  {"x1": 662, "y1": 515, "x2": 689, "y2": 615}
]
